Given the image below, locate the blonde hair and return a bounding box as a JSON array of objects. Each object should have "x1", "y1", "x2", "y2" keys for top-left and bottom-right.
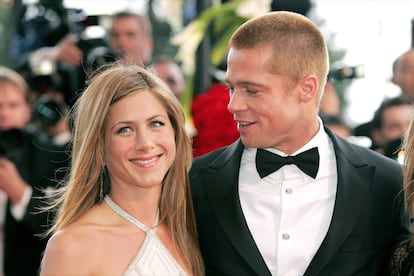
[
  {"x1": 403, "y1": 112, "x2": 414, "y2": 216},
  {"x1": 0, "y1": 66, "x2": 29, "y2": 103},
  {"x1": 229, "y1": 11, "x2": 329, "y2": 101},
  {"x1": 47, "y1": 62, "x2": 203, "y2": 275}
]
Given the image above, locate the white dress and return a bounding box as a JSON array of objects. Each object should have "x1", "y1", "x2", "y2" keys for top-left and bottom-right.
[{"x1": 104, "y1": 196, "x2": 188, "y2": 276}]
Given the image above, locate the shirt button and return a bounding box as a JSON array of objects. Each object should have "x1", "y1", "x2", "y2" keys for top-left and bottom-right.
[
  {"x1": 285, "y1": 188, "x2": 293, "y2": 194},
  {"x1": 282, "y1": 233, "x2": 290, "y2": 240}
]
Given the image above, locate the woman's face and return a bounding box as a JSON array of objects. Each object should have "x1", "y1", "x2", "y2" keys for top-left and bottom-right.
[{"x1": 104, "y1": 90, "x2": 176, "y2": 194}]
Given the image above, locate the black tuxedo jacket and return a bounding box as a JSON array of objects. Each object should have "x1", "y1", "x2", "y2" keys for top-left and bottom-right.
[{"x1": 190, "y1": 129, "x2": 409, "y2": 276}]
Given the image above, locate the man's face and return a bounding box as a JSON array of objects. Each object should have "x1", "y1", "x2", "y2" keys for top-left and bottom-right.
[
  {"x1": 380, "y1": 104, "x2": 413, "y2": 144},
  {"x1": 225, "y1": 47, "x2": 319, "y2": 153},
  {"x1": 109, "y1": 17, "x2": 153, "y2": 65},
  {"x1": 392, "y1": 52, "x2": 414, "y2": 96},
  {"x1": 0, "y1": 82, "x2": 31, "y2": 130},
  {"x1": 150, "y1": 62, "x2": 185, "y2": 99}
]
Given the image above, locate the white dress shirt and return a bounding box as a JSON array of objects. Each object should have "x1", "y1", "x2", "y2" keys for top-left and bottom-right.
[{"x1": 239, "y1": 119, "x2": 337, "y2": 276}]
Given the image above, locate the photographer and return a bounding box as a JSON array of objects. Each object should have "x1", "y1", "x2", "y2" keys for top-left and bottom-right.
[
  {"x1": 0, "y1": 66, "x2": 69, "y2": 275},
  {"x1": 10, "y1": 0, "x2": 116, "y2": 106},
  {"x1": 10, "y1": 0, "x2": 83, "y2": 104},
  {"x1": 108, "y1": 11, "x2": 154, "y2": 65}
]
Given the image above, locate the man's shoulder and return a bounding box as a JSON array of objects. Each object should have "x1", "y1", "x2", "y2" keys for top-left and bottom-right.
[{"x1": 192, "y1": 146, "x2": 229, "y2": 167}]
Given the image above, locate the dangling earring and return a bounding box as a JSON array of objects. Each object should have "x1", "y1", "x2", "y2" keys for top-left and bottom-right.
[{"x1": 100, "y1": 169, "x2": 104, "y2": 201}]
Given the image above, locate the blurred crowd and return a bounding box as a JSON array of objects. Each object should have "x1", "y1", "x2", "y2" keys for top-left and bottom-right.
[{"x1": 0, "y1": 0, "x2": 413, "y2": 275}]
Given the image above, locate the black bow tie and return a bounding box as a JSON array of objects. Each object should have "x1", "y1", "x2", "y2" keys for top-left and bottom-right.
[{"x1": 255, "y1": 147, "x2": 320, "y2": 179}]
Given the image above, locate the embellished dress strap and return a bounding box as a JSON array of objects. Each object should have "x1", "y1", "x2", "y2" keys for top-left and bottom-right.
[
  {"x1": 104, "y1": 195, "x2": 158, "y2": 232},
  {"x1": 104, "y1": 195, "x2": 188, "y2": 276}
]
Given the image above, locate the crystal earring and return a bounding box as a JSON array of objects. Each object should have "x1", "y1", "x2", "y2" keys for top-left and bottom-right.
[{"x1": 100, "y1": 169, "x2": 104, "y2": 201}]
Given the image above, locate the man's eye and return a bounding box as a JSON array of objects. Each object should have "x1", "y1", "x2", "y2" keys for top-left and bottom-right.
[{"x1": 245, "y1": 88, "x2": 258, "y2": 94}]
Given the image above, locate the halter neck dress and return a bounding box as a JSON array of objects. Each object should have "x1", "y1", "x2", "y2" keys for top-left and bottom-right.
[{"x1": 104, "y1": 196, "x2": 188, "y2": 276}]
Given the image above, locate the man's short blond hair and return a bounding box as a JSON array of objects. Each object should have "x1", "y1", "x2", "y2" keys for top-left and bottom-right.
[{"x1": 229, "y1": 11, "x2": 329, "y2": 97}]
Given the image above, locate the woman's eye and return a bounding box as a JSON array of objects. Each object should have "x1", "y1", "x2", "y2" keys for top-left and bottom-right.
[
  {"x1": 151, "y1": 121, "x2": 165, "y2": 128},
  {"x1": 117, "y1": 126, "x2": 131, "y2": 134}
]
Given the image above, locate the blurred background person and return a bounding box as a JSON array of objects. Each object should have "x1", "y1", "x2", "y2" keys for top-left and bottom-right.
[
  {"x1": 149, "y1": 56, "x2": 186, "y2": 101},
  {"x1": 10, "y1": 0, "x2": 85, "y2": 106},
  {"x1": 320, "y1": 114, "x2": 351, "y2": 138},
  {"x1": 0, "y1": 66, "x2": 69, "y2": 276},
  {"x1": 319, "y1": 80, "x2": 341, "y2": 117},
  {"x1": 370, "y1": 96, "x2": 414, "y2": 157},
  {"x1": 0, "y1": 67, "x2": 31, "y2": 131},
  {"x1": 320, "y1": 113, "x2": 372, "y2": 148},
  {"x1": 391, "y1": 48, "x2": 414, "y2": 98},
  {"x1": 0, "y1": 66, "x2": 31, "y2": 276},
  {"x1": 355, "y1": 48, "x2": 414, "y2": 147},
  {"x1": 108, "y1": 11, "x2": 154, "y2": 65},
  {"x1": 149, "y1": 55, "x2": 197, "y2": 137},
  {"x1": 319, "y1": 81, "x2": 372, "y2": 148},
  {"x1": 30, "y1": 95, "x2": 72, "y2": 146},
  {"x1": 353, "y1": 95, "x2": 414, "y2": 156}
]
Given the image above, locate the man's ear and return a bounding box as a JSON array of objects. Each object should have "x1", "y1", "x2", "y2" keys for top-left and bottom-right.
[{"x1": 300, "y1": 75, "x2": 318, "y2": 103}]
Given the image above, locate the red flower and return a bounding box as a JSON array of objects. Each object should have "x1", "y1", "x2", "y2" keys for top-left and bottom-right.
[{"x1": 191, "y1": 83, "x2": 239, "y2": 157}]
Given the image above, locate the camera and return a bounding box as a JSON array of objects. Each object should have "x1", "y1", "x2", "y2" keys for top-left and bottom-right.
[
  {"x1": 22, "y1": 2, "x2": 120, "y2": 99},
  {"x1": 328, "y1": 64, "x2": 365, "y2": 80},
  {"x1": 32, "y1": 96, "x2": 67, "y2": 129},
  {"x1": 0, "y1": 129, "x2": 25, "y2": 162},
  {"x1": 71, "y1": 12, "x2": 121, "y2": 73}
]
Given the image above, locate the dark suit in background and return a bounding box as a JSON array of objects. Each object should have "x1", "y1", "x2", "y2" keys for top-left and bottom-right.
[{"x1": 2, "y1": 130, "x2": 69, "y2": 276}]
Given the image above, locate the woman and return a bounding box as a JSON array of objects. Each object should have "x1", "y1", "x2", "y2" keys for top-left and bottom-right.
[
  {"x1": 389, "y1": 113, "x2": 414, "y2": 275},
  {"x1": 40, "y1": 63, "x2": 204, "y2": 275}
]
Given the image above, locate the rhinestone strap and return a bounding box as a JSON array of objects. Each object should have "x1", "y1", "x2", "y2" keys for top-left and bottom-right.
[{"x1": 104, "y1": 195, "x2": 159, "y2": 232}]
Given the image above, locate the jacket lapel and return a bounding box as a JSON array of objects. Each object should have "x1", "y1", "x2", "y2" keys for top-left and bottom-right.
[
  {"x1": 304, "y1": 129, "x2": 374, "y2": 276},
  {"x1": 201, "y1": 139, "x2": 272, "y2": 276}
]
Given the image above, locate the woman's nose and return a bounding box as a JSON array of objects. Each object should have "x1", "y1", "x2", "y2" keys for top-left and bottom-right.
[{"x1": 135, "y1": 131, "x2": 155, "y2": 151}]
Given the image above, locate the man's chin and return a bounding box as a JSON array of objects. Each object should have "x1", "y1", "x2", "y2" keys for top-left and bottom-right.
[{"x1": 240, "y1": 136, "x2": 259, "y2": 149}]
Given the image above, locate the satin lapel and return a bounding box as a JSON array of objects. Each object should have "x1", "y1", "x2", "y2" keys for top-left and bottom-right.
[
  {"x1": 304, "y1": 129, "x2": 373, "y2": 276},
  {"x1": 201, "y1": 140, "x2": 271, "y2": 276}
]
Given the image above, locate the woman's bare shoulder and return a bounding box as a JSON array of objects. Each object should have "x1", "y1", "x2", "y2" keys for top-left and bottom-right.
[{"x1": 40, "y1": 206, "x2": 114, "y2": 275}]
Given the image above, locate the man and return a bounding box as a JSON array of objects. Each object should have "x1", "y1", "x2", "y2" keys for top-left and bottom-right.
[
  {"x1": 391, "y1": 48, "x2": 414, "y2": 97},
  {"x1": 149, "y1": 56, "x2": 186, "y2": 100},
  {"x1": 10, "y1": 0, "x2": 84, "y2": 105},
  {"x1": 0, "y1": 67, "x2": 31, "y2": 130},
  {"x1": 108, "y1": 11, "x2": 154, "y2": 65},
  {"x1": 0, "y1": 66, "x2": 69, "y2": 275},
  {"x1": 149, "y1": 56, "x2": 199, "y2": 138},
  {"x1": 190, "y1": 11, "x2": 408, "y2": 275},
  {"x1": 354, "y1": 49, "x2": 414, "y2": 148},
  {"x1": 370, "y1": 96, "x2": 413, "y2": 159}
]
